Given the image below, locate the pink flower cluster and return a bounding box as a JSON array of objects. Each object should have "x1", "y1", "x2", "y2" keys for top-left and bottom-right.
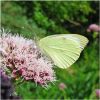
[
  {"x1": 96, "y1": 89, "x2": 100, "y2": 98},
  {"x1": 59, "y1": 82, "x2": 67, "y2": 90},
  {"x1": 87, "y1": 24, "x2": 100, "y2": 32},
  {"x1": 0, "y1": 31, "x2": 56, "y2": 86}
]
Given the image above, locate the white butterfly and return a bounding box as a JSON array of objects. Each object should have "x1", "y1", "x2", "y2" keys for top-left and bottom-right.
[{"x1": 39, "y1": 34, "x2": 89, "y2": 68}]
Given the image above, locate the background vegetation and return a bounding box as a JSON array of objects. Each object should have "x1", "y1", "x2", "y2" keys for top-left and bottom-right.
[{"x1": 1, "y1": 1, "x2": 99, "y2": 99}]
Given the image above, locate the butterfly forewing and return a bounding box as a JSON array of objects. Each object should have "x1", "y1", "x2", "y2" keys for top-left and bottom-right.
[{"x1": 39, "y1": 34, "x2": 88, "y2": 68}]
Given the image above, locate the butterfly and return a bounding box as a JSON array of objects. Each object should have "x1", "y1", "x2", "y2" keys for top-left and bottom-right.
[{"x1": 38, "y1": 34, "x2": 89, "y2": 69}]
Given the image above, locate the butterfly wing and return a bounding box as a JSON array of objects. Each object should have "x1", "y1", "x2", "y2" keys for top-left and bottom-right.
[{"x1": 39, "y1": 34, "x2": 88, "y2": 68}]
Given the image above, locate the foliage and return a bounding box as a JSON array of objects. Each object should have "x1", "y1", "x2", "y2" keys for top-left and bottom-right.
[
  {"x1": 1, "y1": 1, "x2": 99, "y2": 99},
  {"x1": 1, "y1": 1, "x2": 98, "y2": 37}
]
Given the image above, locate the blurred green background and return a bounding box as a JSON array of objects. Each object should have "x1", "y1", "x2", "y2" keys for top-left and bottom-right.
[{"x1": 1, "y1": 1, "x2": 99, "y2": 99}]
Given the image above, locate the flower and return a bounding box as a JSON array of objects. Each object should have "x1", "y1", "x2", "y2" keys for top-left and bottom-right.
[
  {"x1": 0, "y1": 68, "x2": 21, "y2": 99},
  {"x1": 96, "y1": 89, "x2": 100, "y2": 98},
  {"x1": 87, "y1": 24, "x2": 100, "y2": 32},
  {"x1": 59, "y1": 82, "x2": 67, "y2": 90},
  {"x1": 0, "y1": 30, "x2": 56, "y2": 86}
]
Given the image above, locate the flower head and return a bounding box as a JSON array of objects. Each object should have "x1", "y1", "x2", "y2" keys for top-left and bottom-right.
[
  {"x1": 87, "y1": 24, "x2": 100, "y2": 32},
  {"x1": 0, "y1": 68, "x2": 21, "y2": 99},
  {"x1": 96, "y1": 89, "x2": 100, "y2": 98},
  {"x1": 0, "y1": 30, "x2": 56, "y2": 86},
  {"x1": 59, "y1": 82, "x2": 67, "y2": 90}
]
